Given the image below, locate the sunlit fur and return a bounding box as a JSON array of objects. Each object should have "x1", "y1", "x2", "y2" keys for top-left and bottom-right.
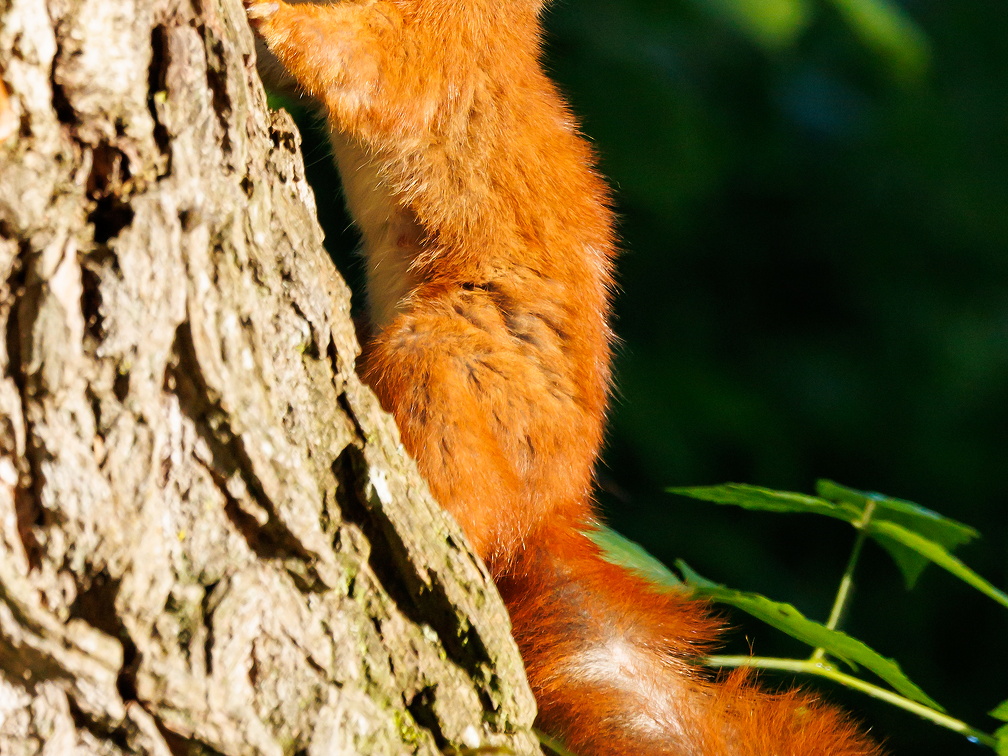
[{"x1": 247, "y1": 1, "x2": 882, "y2": 753}]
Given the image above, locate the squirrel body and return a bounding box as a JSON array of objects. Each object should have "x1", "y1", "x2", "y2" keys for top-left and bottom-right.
[{"x1": 246, "y1": 2, "x2": 881, "y2": 753}]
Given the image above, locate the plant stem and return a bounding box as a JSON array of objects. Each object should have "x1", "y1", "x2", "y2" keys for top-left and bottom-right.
[
  {"x1": 706, "y1": 655, "x2": 998, "y2": 749},
  {"x1": 811, "y1": 500, "x2": 877, "y2": 662}
]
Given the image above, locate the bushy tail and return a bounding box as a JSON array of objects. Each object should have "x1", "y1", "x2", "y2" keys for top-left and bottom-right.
[{"x1": 495, "y1": 524, "x2": 882, "y2": 756}]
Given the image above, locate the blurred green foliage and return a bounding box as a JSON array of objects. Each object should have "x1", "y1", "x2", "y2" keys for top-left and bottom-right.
[
  {"x1": 540, "y1": 0, "x2": 1007, "y2": 752},
  {"x1": 290, "y1": 0, "x2": 1007, "y2": 752}
]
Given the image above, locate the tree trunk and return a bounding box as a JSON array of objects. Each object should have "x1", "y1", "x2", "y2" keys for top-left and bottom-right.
[{"x1": 0, "y1": 0, "x2": 539, "y2": 753}]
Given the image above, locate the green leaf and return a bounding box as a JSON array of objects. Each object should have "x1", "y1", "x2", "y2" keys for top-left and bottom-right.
[
  {"x1": 692, "y1": 0, "x2": 812, "y2": 49},
  {"x1": 673, "y1": 481, "x2": 981, "y2": 588},
  {"x1": 587, "y1": 525, "x2": 684, "y2": 591},
  {"x1": 678, "y1": 562, "x2": 942, "y2": 709},
  {"x1": 995, "y1": 723, "x2": 1008, "y2": 756},
  {"x1": 669, "y1": 483, "x2": 862, "y2": 522},
  {"x1": 817, "y1": 480, "x2": 978, "y2": 587},
  {"x1": 826, "y1": 0, "x2": 930, "y2": 80},
  {"x1": 991, "y1": 699, "x2": 1008, "y2": 722},
  {"x1": 869, "y1": 535, "x2": 935, "y2": 590},
  {"x1": 589, "y1": 524, "x2": 947, "y2": 712},
  {"x1": 865, "y1": 521, "x2": 1008, "y2": 610},
  {"x1": 817, "y1": 480, "x2": 977, "y2": 548}
]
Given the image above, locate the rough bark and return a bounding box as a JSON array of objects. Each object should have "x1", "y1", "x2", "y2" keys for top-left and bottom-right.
[{"x1": 0, "y1": 0, "x2": 540, "y2": 753}]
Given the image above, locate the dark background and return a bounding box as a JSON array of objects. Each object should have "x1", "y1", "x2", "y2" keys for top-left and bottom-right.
[{"x1": 289, "y1": 0, "x2": 1008, "y2": 752}]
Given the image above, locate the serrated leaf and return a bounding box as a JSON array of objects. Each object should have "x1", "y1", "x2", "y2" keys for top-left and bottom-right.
[
  {"x1": 693, "y1": 0, "x2": 812, "y2": 49},
  {"x1": 865, "y1": 521, "x2": 1008, "y2": 610},
  {"x1": 677, "y1": 562, "x2": 941, "y2": 709},
  {"x1": 817, "y1": 480, "x2": 978, "y2": 587},
  {"x1": 589, "y1": 524, "x2": 946, "y2": 712},
  {"x1": 587, "y1": 525, "x2": 684, "y2": 591},
  {"x1": 817, "y1": 480, "x2": 977, "y2": 549},
  {"x1": 674, "y1": 481, "x2": 980, "y2": 588},
  {"x1": 670, "y1": 483, "x2": 862, "y2": 522},
  {"x1": 826, "y1": 0, "x2": 930, "y2": 80},
  {"x1": 991, "y1": 699, "x2": 1008, "y2": 722}
]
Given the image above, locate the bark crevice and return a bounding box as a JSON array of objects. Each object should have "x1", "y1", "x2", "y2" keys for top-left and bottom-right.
[{"x1": 0, "y1": 0, "x2": 540, "y2": 753}]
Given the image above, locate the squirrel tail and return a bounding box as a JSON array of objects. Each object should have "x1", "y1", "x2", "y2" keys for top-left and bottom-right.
[{"x1": 495, "y1": 523, "x2": 882, "y2": 756}]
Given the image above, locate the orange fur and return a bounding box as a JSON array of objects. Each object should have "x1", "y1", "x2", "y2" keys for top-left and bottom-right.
[{"x1": 246, "y1": 1, "x2": 882, "y2": 753}]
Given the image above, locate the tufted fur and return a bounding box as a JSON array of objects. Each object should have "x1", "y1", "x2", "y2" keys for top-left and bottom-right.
[{"x1": 246, "y1": 2, "x2": 881, "y2": 753}]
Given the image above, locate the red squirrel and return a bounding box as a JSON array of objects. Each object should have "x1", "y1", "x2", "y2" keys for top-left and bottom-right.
[{"x1": 244, "y1": 1, "x2": 881, "y2": 753}]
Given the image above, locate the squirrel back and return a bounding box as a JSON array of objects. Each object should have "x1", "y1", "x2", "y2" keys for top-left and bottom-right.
[{"x1": 247, "y1": 1, "x2": 881, "y2": 753}]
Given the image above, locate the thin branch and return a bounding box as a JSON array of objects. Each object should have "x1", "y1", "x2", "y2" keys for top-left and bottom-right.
[
  {"x1": 706, "y1": 655, "x2": 997, "y2": 749},
  {"x1": 811, "y1": 499, "x2": 877, "y2": 662}
]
